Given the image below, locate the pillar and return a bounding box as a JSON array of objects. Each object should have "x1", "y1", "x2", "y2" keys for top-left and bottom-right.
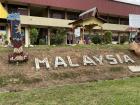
[
  {"x1": 28, "y1": 5, "x2": 30, "y2": 16},
  {"x1": 118, "y1": 17, "x2": 121, "y2": 24},
  {"x1": 47, "y1": 7, "x2": 50, "y2": 18},
  {"x1": 118, "y1": 32, "x2": 121, "y2": 44},
  {"x1": 6, "y1": 24, "x2": 11, "y2": 44},
  {"x1": 72, "y1": 27, "x2": 76, "y2": 44},
  {"x1": 82, "y1": 27, "x2": 85, "y2": 42},
  {"x1": 65, "y1": 30, "x2": 67, "y2": 44},
  {"x1": 65, "y1": 10, "x2": 67, "y2": 20},
  {"x1": 79, "y1": 27, "x2": 84, "y2": 44},
  {"x1": 48, "y1": 28, "x2": 51, "y2": 45},
  {"x1": 25, "y1": 27, "x2": 30, "y2": 47}
]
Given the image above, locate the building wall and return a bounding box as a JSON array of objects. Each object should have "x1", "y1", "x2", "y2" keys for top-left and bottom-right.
[{"x1": 1, "y1": 2, "x2": 137, "y2": 46}]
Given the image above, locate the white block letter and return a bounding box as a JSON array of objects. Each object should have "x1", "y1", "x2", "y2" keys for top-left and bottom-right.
[
  {"x1": 106, "y1": 55, "x2": 118, "y2": 65},
  {"x1": 55, "y1": 56, "x2": 67, "y2": 68},
  {"x1": 35, "y1": 58, "x2": 50, "y2": 70},
  {"x1": 116, "y1": 54, "x2": 123, "y2": 64},
  {"x1": 123, "y1": 55, "x2": 135, "y2": 63},
  {"x1": 67, "y1": 56, "x2": 79, "y2": 67},
  {"x1": 93, "y1": 55, "x2": 104, "y2": 65},
  {"x1": 83, "y1": 55, "x2": 97, "y2": 66}
]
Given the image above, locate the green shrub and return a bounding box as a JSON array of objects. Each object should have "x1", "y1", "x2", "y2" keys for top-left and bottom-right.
[
  {"x1": 39, "y1": 39, "x2": 46, "y2": 45},
  {"x1": 50, "y1": 28, "x2": 66, "y2": 45},
  {"x1": 3, "y1": 34, "x2": 8, "y2": 45},
  {"x1": 30, "y1": 28, "x2": 39, "y2": 45},
  {"x1": 120, "y1": 36, "x2": 128, "y2": 44},
  {"x1": 91, "y1": 34, "x2": 102, "y2": 44},
  {"x1": 104, "y1": 31, "x2": 112, "y2": 44},
  {"x1": 3, "y1": 34, "x2": 7, "y2": 41},
  {"x1": 4, "y1": 40, "x2": 9, "y2": 45}
]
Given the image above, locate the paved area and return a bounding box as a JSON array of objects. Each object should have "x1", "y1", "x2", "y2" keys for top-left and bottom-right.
[{"x1": 128, "y1": 66, "x2": 140, "y2": 72}]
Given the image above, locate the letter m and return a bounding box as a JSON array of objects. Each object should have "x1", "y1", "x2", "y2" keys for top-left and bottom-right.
[{"x1": 35, "y1": 58, "x2": 50, "y2": 70}]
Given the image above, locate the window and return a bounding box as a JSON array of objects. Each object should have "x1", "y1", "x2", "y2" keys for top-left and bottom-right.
[
  {"x1": 67, "y1": 12, "x2": 79, "y2": 20},
  {"x1": 108, "y1": 16, "x2": 119, "y2": 24},
  {"x1": 18, "y1": 8, "x2": 28, "y2": 15},
  {"x1": 120, "y1": 18, "x2": 129, "y2": 25},
  {"x1": 100, "y1": 15, "x2": 108, "y2": 20},
  {"x1": 0, "y1": 26, "x2": 6, "y2": 30},
  {"x1": 8, "y1": 4, "x2": 28, "y2": 15},
  {"x1": 50, "y1": 10, "x2": 65, "y2": 19}
]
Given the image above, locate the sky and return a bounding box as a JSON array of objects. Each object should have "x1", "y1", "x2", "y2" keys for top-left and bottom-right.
[{"x1": 114, "y1": 0, "x2": 140, "y2": 5}]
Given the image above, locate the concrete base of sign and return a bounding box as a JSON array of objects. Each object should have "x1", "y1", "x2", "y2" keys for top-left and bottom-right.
[{"x1": 128, "y1": 66, "x2": 140, "y2": 72}]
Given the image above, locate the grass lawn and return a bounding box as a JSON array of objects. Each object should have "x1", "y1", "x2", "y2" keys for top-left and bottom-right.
[
  {"x1": 0, "y1": 77, "x2": 140, "y2": 105},
  {"x1": 0, "y1": 44, "x2": 129, "y2": 52},
  {"x1": 27, "y1": 44, "x2": 129, "y2": 50}
]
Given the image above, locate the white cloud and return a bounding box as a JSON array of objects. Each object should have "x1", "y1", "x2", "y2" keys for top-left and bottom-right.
[{"x1": 114, "y1": 0, "x2": 140, "y2": 5}]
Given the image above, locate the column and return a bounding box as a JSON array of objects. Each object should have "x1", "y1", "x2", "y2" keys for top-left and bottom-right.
[
  {"x1": 47, "y1": 7, "x2": 50, "y2": 18},
  {"x1": 118, "y1": 32, "x2": 121, "y2": 44},
  {"x1": 65, "y1": 29, "x2": 68, "y2": 44},
  {"x1": 28, "y1": 5, "x2": 30, "y2": 16},
  {"x1": 25, "y1": 27, "x2": 30, "y2": 47},
  {"x1": 118, "y1": 17, "x2": 121, "y2": 24},
  {"x1": 72, "y1": 27, "x2": 76, "y2": 44},
  {"x1": 79, "y1": 27, "x2": 84, "y2": 44},
  {"x1": 6, "y1": 24, "x2": 11, "y2": 44},
  {"x1": 48, "y1": 28, "x2": 51, "y2": 45},
  {"x1": 65, "y1": 10, "x2": 67, "y2": 20}
]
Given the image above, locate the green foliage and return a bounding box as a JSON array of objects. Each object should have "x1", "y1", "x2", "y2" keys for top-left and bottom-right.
[
  {"x1": 4, "y1": 40, "x2": 9, "y2": 45},
  {"x1": 39, "y1": 39, "x2": 46, "y2": 45},
  {"x1": 0, "y1": 77, "x2": 140, "y2": 105},
  {"x1": 50, "y1": 28, "x2": 66, "y2": 45},
  {"x1": 91, "y1": 34, "x2": 102, "y2": 44},
  {"x1": 3, "y1": 34, "x2": 8, "y2": 45},
  {"x1": 30, "y1": 28, "x2": 39, "y2": 45},
  {"x1": 3, "y1": 34, "x2": 7, "y2": 41},
  {"x1": 104, "y1": 31, "x2": 112, "y2": 44},
  {"x1": 120, "y1": 36, "x2": 128, "y2": 44}
]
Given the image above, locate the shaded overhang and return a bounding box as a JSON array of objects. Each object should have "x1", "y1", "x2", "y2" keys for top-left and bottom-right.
[
  {"x1": 94, "y1": 23, "x2": 129, "y2": 32},
  {"x1": 0, "y1": 2, "x2": 8, "y2": 19},
  {"x1": 69, "y1": 7, "x2": 106, "y2": 28},
  {"x1": 125, "y1": 27, "x2": 139, "y2": 32}
]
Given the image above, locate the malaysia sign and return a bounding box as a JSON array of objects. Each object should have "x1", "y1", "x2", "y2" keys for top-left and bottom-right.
[{"x1": 35, "y1": 54, "x2": 135, "y2": 70}]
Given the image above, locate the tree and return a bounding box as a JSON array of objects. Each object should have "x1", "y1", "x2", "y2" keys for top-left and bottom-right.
[
  {"x1": 30, "y1": 28, "x2": 39, "y2": 45},
  {"x1": 104, "y1": 31, "x2": 112, "y2": 44},
  {"x1": 50, "y1": 28, "x2": 66, "y2": 45},
  {"x1": 91, "y1": 34, "x2": 102, "y2": 44}
]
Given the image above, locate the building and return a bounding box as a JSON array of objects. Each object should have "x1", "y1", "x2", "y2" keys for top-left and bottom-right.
[{"x1": 1, "y1": 0, "x2": 140, "y2": 46}]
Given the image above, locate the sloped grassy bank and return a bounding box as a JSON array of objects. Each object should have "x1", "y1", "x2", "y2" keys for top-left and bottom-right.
[
  {"x1": 0, "y1": 44, "x2": 139, "y2": 91},
  {"x1": 0, "y1": 77, "x2": 140, "y2": 105}
]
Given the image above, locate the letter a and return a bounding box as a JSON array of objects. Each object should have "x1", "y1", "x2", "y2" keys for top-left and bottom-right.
[
  {"x1": 55, "y1": 56, "x2": 67, "y2": 68},
  {"x1": 83, "y1": 55, "x2": 97, "y2": 66},
  {"x1": 123, "y1": 55, "x2": 135, "y2": 63}
]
